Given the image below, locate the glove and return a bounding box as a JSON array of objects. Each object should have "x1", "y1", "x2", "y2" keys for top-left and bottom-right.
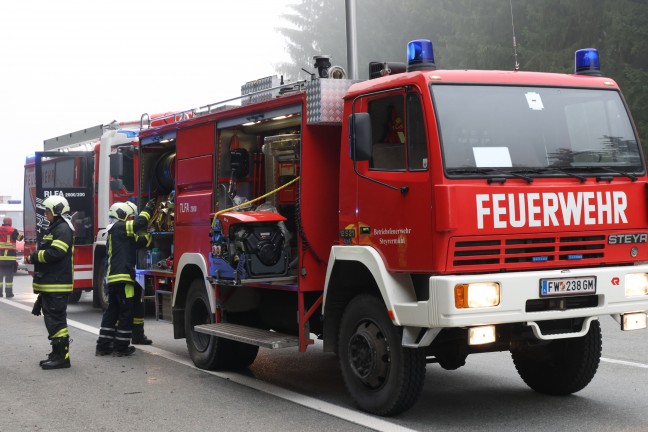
[
  {"x1": 145, "y1": 199, "x2": 156, "y2": 213},
  {"x1": 32, "y1": 294, "x2": 42, "y2": 316}
]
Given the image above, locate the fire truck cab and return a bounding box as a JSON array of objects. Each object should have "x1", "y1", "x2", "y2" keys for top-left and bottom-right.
[{"x1": 136, "y1": 41, "x2": 648, "y2": 416}]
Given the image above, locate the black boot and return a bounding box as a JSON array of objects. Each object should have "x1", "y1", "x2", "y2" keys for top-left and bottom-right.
[
  {"x1": 131, "y1": 325, "x2": 152, "y2": 345},
  {"x1": 6, "y1": 288, "x2": 13, "y2": 298},
  {"x1": 113, "y1": 345, "x2": 136, "y2": 357},
  {"x1": 41, "y1": 337, "x2": 71, "y2": 370},
  {"x1": 39, "y1": 340, "x2": 55, "y2": 366}
]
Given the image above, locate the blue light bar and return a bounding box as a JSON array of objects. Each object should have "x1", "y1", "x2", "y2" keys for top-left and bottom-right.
[
  {"x1": 118, "y1": 129, "x2": 138, "y2": 138},
  {"x1": 567, "y1": 254, "x2": 584, "y2": 260},
  {"x1": 532, "y1": 256, "x2": 549, "y2": 262},
  {"x1": 407, "y1": 39, "x2": 436, "y2": 72},
  {"x1": 574, "y1": 48, "x2": 601, "y2": 76}
]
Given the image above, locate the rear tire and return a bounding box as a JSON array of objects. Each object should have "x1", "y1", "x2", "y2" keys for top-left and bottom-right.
[
  {"x1": 93, "y1": 263, "x2": 109, "y2": 310},
  {"x1": 338, "y1": 294, "x2": 426, "y2": 416},
  {"x1": 184, "y1": 279, "x2": 258, "y2": 370},
  {"x1": 68, "y1": 290, "x2": 82, "y2": 304},
  {"x1": 511, "y1": 320, "x2": 602, "y2": 395}
]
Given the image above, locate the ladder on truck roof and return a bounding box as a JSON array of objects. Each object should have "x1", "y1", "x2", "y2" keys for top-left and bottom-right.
[
  {"x1": 140, "y1": 78, "x2": 307, "y2": 129},
  {"x1": 44, "y1": 124, "x2": 104, "y2": 151},
  {"x1": 43, "y1": 121, "x2": 139, "y2": 151}
]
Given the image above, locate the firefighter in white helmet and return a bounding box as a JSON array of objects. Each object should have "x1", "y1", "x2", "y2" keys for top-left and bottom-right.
[
  {"x1": 122, "y1": 201, "x2": 153, "y2": 345},
  {"x1": 96, "y1": 200, "x2": 154, "y2": 356},
  {"x1": 29, "y1": 195, "x2": 74, "y2": 370}
]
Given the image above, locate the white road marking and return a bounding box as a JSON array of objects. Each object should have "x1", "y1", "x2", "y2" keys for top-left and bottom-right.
[
  {"x1": 6, "y1": 296, "x2": 648, "y2": 428},
  {"x1": 601, "y1": 357, "x2": 648, "y2": 369},
  {"x1": 1, "y1": 297, "x2": 416, "y2": 432}
]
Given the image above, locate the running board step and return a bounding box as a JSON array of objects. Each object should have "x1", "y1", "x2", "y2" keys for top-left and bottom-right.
[{"x1": 193, "y1": 323, "x2": 299, "y2": 349}]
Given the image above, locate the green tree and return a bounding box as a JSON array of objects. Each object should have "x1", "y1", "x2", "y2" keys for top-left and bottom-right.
[{"x1": 278, "y1": 0, "x2": 648, "y2": 145}]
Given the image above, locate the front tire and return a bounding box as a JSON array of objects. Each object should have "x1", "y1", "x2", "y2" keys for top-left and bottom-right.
[
  {"x1": 184, "y1": 279, "x2": 258, "y2": 370},
  {"x1": 338, "y1": 294, "x2": 426, "y2": 416},
  {"x1": 511, "y1": 320, "x2": 602, "y2": 395}
]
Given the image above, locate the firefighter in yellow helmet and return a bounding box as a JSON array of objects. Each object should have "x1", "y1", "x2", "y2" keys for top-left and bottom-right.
[
  {"x1": 0, "y1": 216, "x2": 24, "y2": 297},
  {"x1": 29, "y1": 195, "x2": 74, "y2": 370},
  {"x1": 96, "y1": 200, "x2": 153, "y2": 356}
]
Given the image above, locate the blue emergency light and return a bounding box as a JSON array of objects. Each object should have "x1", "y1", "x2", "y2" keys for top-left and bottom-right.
[
  {"x1": 407, "y1": 39, "x2": 436, "y2": 72},
  {"x1": 574, "y1": 48, "x2": 601, "y2": 76},
  {"x1": 118, "y1": 129, "x2": 138, "y2": 138}
]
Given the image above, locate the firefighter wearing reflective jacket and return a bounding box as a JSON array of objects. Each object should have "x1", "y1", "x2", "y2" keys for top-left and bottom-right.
[
  {"x1": 0, "y1": 216, "x2": 23, "y2": 298},
  {"x1": 96, "y1": 200, "x2": 153, "y2": 357},
  {"x1": 125, "y1": 202, "x2": 154, "y2": 345},
  {"x1": 30, "y1": 195, "x2": 74, "y2": 370}
]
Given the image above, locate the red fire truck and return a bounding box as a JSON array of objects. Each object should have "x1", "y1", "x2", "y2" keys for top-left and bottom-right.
[
  {"x1": 136, "y1": 41, "x2": 648, "y2": 415},
  {"x1": 24, "y1": 123, "x2": 141, "y2": 306}
]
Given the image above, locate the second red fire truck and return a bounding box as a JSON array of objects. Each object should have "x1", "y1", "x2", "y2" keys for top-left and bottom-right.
[
  {"x1": 56, "y1": 40, "x2": 648, "y2": 415},
  {"x1": 24, "y1": 123, "x2": 141, "y2": 305}
]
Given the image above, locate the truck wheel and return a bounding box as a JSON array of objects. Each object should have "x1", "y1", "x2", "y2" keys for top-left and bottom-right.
[
  {"x1": 184, "y1": 279, "x2": 258, "y2": 370},
  {"x1": 68, "y1": 290, "x2": 82, "y2": 304},
  {"x1": 338, "y1": 294, "x2": 426, "y2": 416},
  {"x1": 511, "y1": 320, "x2": 602, "y2": 395},
  {"x1": 94, "y1": 264, "x2": 109, "y2": 310}
]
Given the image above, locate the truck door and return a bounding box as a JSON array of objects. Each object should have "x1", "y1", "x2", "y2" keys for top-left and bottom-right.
[
  {"x1": 354, "y1": 90, "x2": 433, "y2": 271},
  {"x1": 34, "y1": 151, "x2": 95, "y2": 246}
]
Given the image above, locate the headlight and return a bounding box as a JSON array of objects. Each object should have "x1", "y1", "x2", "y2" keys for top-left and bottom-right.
[
  {"x1": 625, "y1": 273, "x2": 648, "y2": 297},
  {"x1": 455, "y1": 282, "x2": 500, "y2": 308}
]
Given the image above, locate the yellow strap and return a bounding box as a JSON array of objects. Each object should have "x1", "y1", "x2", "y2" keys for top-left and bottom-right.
[
  {"x1": 211, "y1": 176, "x2": 300, "y2": 229},
  {"x1": 125, "y1": 283, "x2": 134, "y2": 299}
]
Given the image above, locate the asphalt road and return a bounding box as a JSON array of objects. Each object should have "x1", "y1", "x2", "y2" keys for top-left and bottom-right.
[{"x1": 2, "y1": 272, "x2": 648, "y2": 432}]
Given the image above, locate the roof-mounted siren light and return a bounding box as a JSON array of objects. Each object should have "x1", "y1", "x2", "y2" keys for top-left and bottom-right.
[
  {"x1": 407, "y1": 39, "x2": 436, "y2": 72},
  {"x1": 574, "y1": 48, "x2": 602, "y2": 76}
]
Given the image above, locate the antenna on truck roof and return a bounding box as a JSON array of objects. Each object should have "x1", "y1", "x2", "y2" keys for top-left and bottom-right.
[{"x1": 510, "y1": 0, "x2": 520, "y2": 71}]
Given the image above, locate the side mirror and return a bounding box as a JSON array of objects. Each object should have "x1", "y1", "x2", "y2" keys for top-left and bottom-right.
[
  {"x1": 349, "y1": 113, "x2": 372, "y2": 161},
  {"x1": 109, "y1": 179, "x2": 124, "y2": 192},
  {"x1": 109, "y1": 152, "x2": 124, "y2": 178}
]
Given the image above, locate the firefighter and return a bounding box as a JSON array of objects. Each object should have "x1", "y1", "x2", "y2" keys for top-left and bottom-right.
[
  {"x1": 96, "y1": 200, "x2": 153, "y2": 356},
  {"x1": 0, "y1": 216, "x2": 23, "y2": 298},
  {"x1": 124, "y1": 201, "x2": 153, "y2": 345},
  {"x1": 29, "y1": 195, "x2": 74, "y2": 370}
]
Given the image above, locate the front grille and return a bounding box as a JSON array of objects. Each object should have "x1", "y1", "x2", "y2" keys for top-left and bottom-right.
[{"x1": 450, "y1": 234, "x2": 606, "y2": 271}]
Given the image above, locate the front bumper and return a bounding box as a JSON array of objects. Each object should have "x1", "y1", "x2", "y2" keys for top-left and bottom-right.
[{"x1": 392, "y1": 264, "x2": 648, "y2": 329}]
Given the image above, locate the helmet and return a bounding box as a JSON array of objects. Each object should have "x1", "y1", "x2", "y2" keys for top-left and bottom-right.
[
  {"x1": 124, "y1": 201, "x2": 137, "y2": 216},
  {"x1": 109, "y1": 202, "x2": 132, "y2": 221},
  {"x1": 43, "y1": 195, "x2": 70, "y2": 217}
]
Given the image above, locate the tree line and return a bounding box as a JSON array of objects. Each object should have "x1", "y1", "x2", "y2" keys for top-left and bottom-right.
[{"x1": 277, "y1": 0, "x2": 648, "y2": 149}]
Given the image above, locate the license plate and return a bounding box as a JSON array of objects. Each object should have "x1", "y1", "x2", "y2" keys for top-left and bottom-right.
[{"x1": 540, "y1": 276, "x2": 597, "y2": 297}]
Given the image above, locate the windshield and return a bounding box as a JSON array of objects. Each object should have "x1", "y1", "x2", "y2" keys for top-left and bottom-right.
[{"x1": 432, "y1": 85, "x2": 643, "y2": 176}]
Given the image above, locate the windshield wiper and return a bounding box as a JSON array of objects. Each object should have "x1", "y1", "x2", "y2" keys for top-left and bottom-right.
[
  {"x1": 447, "y1": 167, "x2": 534, "y2": 183},
  {"x1": 540, "y1": 167, "x2": 587, "y2": 182},
  {"x1": 596, "y1": 167, "x2": 638, "y2": 182}
]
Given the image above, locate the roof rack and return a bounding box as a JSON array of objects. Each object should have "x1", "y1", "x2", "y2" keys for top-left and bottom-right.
[{"x1": 139, "y1": 80, "x2": 307, "y2": 130}]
